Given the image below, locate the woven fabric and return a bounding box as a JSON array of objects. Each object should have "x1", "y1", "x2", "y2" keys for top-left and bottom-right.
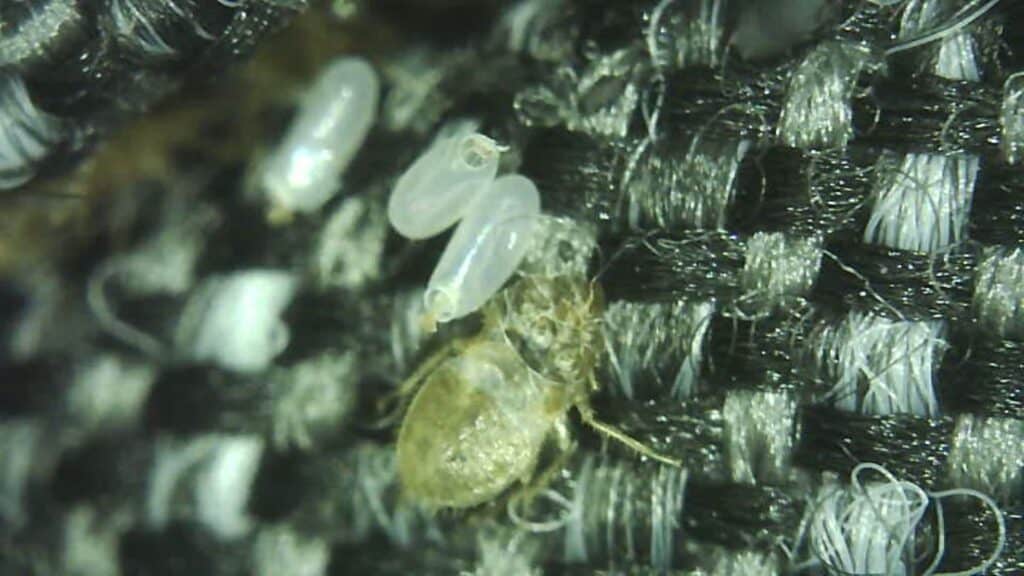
[{"x1": 0, "y1": 1, "x2": 1021, "y2": 575}]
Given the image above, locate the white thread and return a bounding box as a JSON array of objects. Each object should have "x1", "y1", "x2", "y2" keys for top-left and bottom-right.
[
  {"x1": 89, "y1": 192, "x2": 217, "y2": 354},
  {"x1": 0, "y1": 74, "x2": 63, "y2": 189},
  {"x1": 508, "y1": 489, "x2": 574, "y2": 533},
  {"x1": 62, "y1": 505, "x2": 130, "y2": 576},
  {"x1": 946, "y1": 416, "x2": 1024, "y2": 504},
  {"x1": 571, "y1": 48, "x2": 641, "y2": 138},
  {"x1": 333, "y1": 445, "x2": 399, "y2": 543},
  {"x1": 814, "y1": 313, "x2": 945, "y2": 416},
  {"x1": 607, "y1": 461, "x2": 624, "y2": 559},
  {"x1": 316, "y1": 196, "x2": 388, "y2": 290},
  {"x1": 562, "y1": 455, "x2": 592, "y2": 563},
  {"x1": 379, "y1": 50, "x2": 447, "y2": 133},
  {"x1": 640, "y1": 77, "x2": 666, "y2": 145},
  {"x1": 972, "y1": 246, "x2": 1024, "y2": 339},
  {"x1": 389, "y1": 288, "x2": 427, "y2": 378},
  {"x1": 110, "y1": 0, "x2": 177, "y2": 57},
  {"x1": 676, "y1": 0, "x2": 726, "y2": 68},
  {"x1": 740, "y1": 232, "x2": 822, "y2": 315},
  {"x1": 935, "y1": 27, "x2": 980, "y2": 82},
  {"x1": 804, "y1": 463, "x2": 1007, "y2": 576},
  {"x1": 87, "y1": 261, "x2": 166, "y2": 358},
  {"x1": 66, "y1": 353, "x2": 155, "y2": 434},
  {"x1": 252, "y1": 526, "x2": 330, "y2": 576},
  {"x1": 194, "y1": 436, "x2": 264, "y2": 540},
  {"x1": 723, "y1": 391, "x2": 797, "y2": 484},
  {"x1": 895, "y1": 0, "x2": 983, "y2": 82},
  {"x1": 1001, "y1": 72, "x2": 1024, "y2": 165},
  {"x1": 146, "y1": 437, "x2": 217, "y2": 530},
  {"x1": 114, "y1": 201, "x2": 218, "y2": 297},
  {"x1": 269, "y1": 352, "x2": 358, "y2": 451},
  {"x1": 778, "y1": 41, "x2": 873, "y2": 149},
  {"x1": 602, "y1": 300, "x2": 713, "y2": 401},
  {"x1": 650, "y1": 463, "x2": 687, "y2": 570},
  {"x1": 347, "y1": 443, "x2": 436, "y2": 547},
  {"x1": 175, "y1": 270, "x2": 297, "y2": 374},
  {"x1": 561, "y1": 455, "x2": 686, "y2": 568},
  {"x1": 710, "y1": 549, "x2": 779, "y2": 576},
  {"x1": 497, "y1": 0, "x2": 572, "y2": 62},
  {"x1": 647, "y1": 0, "x2": 679, "y2": 74},
  {"x1": 865, "y1": 153, "x2": 977, "y2": 253},
  {"x1": 885, "y1": 0, "x2": 1000, "y2": 56},
  {"x1": 809, "y1": 463, "x2": 930, "y2": 575},
  {"x1": 164, "y1": 0, "x2": 215, "y2": 41},
  {"x1": 470, "y1": 530, "x2": 541, "y2": 576},
  {"x1": 502, "y1": 0, "x2": 551, "y2": 54},
  {"x1": 0, "y1": 0, "x2": 82, "y2": 68},
  {"x1": 0, "y1": 418, "x2": 41, "y2": 528}
]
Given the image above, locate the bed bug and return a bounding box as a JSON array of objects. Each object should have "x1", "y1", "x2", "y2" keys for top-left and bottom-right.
[{"x1": 395, "y1": 274, "x2": 680, "y2": 509}]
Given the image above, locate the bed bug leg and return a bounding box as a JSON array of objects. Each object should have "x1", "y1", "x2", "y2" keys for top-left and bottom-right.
[
  {"x1": 373, "y1": 337, "x2": 471, "y2": 427},
  {"x1": 509, "y1": 417, "x2": 576, "y2": 507}
]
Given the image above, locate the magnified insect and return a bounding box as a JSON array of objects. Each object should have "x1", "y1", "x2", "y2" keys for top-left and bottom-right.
[{"x1": 395, "y1": 273, "x2": 680, "y2": 509}]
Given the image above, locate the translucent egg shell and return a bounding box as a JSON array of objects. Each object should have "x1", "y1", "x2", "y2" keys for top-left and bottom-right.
[
  {"x1": 387, "y1": 125, "x2": 501, "y2": 239},
  {"x1": 424, "y1": 174, "x2": 541, "y2": 323}
]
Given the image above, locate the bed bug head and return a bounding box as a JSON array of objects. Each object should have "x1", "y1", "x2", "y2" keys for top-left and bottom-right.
[{"x1": 493, "y1": 274, "x2": 604, "y2": 392}]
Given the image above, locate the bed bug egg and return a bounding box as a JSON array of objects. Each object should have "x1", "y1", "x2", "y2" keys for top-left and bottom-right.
[
  {"x1": 396, "y1": 337, "x2": 572, "y2": 509},
  {"x1": 387, "y1": 121, "x2": 501, "y2": 240},
  {"x1": 260, "y1": 56, "x2": 379, "y2": 218},
  {"x1": 423, "y1": 173, "x2": 541, "y2": 324}
]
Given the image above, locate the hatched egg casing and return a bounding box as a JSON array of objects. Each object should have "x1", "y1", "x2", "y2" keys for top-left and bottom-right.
[
  {"x1": 424, "y1": 174, "x2": 541, "y2": 323},
  {"x1": 388, "y1": 124, "x2": 501, "y2": 240}
]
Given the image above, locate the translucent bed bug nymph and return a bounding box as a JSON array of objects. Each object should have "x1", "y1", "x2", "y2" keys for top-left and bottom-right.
[{"x1": 395, "y1": 274, "x2": 679, "y2": 510}]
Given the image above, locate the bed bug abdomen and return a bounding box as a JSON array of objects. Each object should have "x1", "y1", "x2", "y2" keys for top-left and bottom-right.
[{"x1": 396, "y1": 340, "x2": 562, "y2": 509}]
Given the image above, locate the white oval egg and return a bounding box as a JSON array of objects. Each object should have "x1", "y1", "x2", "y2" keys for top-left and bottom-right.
[
  {"x1": 387, "y1": 125, "x2": 501, "y2": 240},
  {"x1": 261, "y1": 56, "x2": 379, "y2": 215},
  {"x1": 424, "y1": 174, "x2": 540, "y2": 323}
]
